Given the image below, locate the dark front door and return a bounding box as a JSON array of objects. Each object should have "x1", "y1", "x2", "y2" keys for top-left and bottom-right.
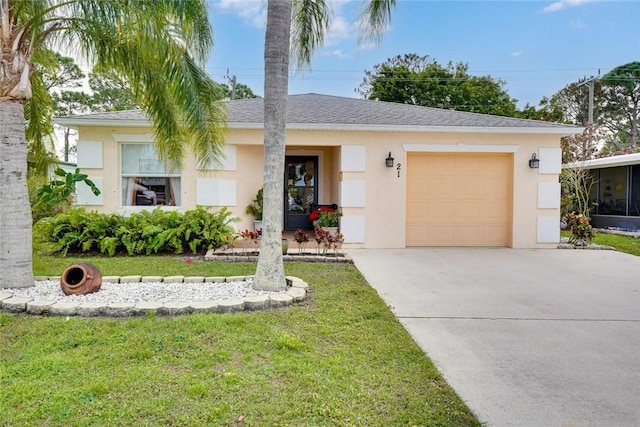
[{"x1": 285, "y1": 156, "x2": 318, "y2": 230}]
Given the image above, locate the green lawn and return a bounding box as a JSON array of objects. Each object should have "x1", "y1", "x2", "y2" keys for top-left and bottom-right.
[
  {"x1": 562, "y1": 230, "x2": 640, "y2": 257},
  {"x1": 1, "y1": 255, "x2": 481, "y2": 426}
]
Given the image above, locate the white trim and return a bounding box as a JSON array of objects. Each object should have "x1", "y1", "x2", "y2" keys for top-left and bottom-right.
[
  {"x1": 232, "y1": 123, "x2": 581, "y2": 135},
  {"x1": 565, "y1": 152, "x2": 640, "y2": 169},
  {"x1": 196, "y1": 178, "x2": 237, "y2": 206},
  {"x1": 341, "y1": 216, "x2": 365, "y2": 243},
  {"x1": 55, "y1": 118, "x2": 150, "y2": 128},
  {"x1": 402, "y1": 143, "x2": 519, "y2": 153},
  {"x1": 539, "y1": 148, "x2": 562, "y2": 174},
  {"x1": 340, "y1": 145, "x2": 366, "y2": 172},
  {"x1": 113, "y1": 133, "x2": 154, "y2": 142},
  {"x1": 340, "y1": 181, "x2": 366, "y2": 208},
  {"x1": 538, "y1": 182, "x2": 561, "y2": 209},
  {"x1": 118, "y1": 206, "x2": 182, "y2": 217},
  {"x1": 76, "y1": 179, "x2": 103, "y2": 206},
  {"x1": 76, "y1": 141, "x2": 103, "y2": 168},
  {"x1": 537, "y1": 216, "x2": 560, "y2": 243},
  {"x1": 55, "y1": 117, "x2": 581, "y2": 136}
]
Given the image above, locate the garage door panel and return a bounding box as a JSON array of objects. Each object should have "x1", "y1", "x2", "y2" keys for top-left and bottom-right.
[
  {"x1": 407, "y1": 153, "x2": 512, "y2": 247},
  {"x1": 425, "y1": 225, "x2": 456, "y2": 246},
  {"x1": 429, "y1": 202, "x2": 456, "y2": 220},
  {"x1": 428, "y1": 156, "x2": 455, "y2": 175},
  {"x1": 427, "y1": 177, "x2": 454, "y2": 196},
  {"x1": 481, "y1": 177, "x2": 509, "y2": 196},
  {"x1": 454, "y1": 202, "x2": 481, "y2": 220},
  {"x1": 455, "y1": 178, "x2": 481, "y2": 198},
  {"x1": 454, "y1": 156, "x2": 480, "y2": 174}
]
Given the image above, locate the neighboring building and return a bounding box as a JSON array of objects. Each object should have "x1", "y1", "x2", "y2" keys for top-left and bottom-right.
[
  {"x1": 55, "y1": 93, "x2": 581, "y2": 248},
  {"x1": 565, "y1": 153, "x2": 640, "y2": 231},
  {"x1": 54, "y1": 161, "x2": 78, "y2": 176}
]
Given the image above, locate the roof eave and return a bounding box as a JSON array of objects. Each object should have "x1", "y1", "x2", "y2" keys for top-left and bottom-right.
[
  {"x1": 54, "y1": 118, "x2": 151, "y2": 128},
  {"x1": 231, "y1": 122, "x2": 584, "y2": 135},
  {"x1": 55, "y1": 117, "x2": 583, "y2": 137},
  {"x1": 564, "y1": 152, "x2": 640, "y2": 169}
]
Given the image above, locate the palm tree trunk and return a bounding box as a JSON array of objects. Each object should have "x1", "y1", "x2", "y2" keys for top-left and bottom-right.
[
  {"x1": 0, "y1": 99, "x2": 34, "y2": 288},
  {"x1": 253, "y1": 0, "x2": 292, "y2": 291}
]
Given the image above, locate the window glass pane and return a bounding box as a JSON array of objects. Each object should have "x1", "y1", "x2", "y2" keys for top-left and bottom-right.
[
  {"x1": 589, "y1": 170, "x2": 599, "y2": 214},
  {"x1": 121, "y1": 144, "x2": 166, "y2": 174},
  {"x1": 599, "y1": 167, "x2": 627, "y2": 216},
  {"x1": 122, "y1": 177, "x2": 181, "y2": 206},
  {"x1": 630, "y1": 166, "x2": 640, "y2": 217},
  {"x1": 286, "y1": 159, "x2": 315, "y2": 214}
]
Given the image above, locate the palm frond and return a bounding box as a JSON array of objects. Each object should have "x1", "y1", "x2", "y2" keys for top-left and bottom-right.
[
  {"x1": 24, "y1": 64, "x2": 56, "y2": 175},
  {"x1": 46, "y1": 0, "x2": 224, "y2": 169},
  {"x1": 357, "y1": 0, "x2": 395, "y2": 43},
  {"x1": 291, "y1": 0, "x2": 331, "y2": 69}
]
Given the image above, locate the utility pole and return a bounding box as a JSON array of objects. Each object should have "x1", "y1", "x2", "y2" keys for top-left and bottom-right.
[
  {"x1": 577, "y1": 70, "x2": 600, "y2": 125},
  {"x1": 226, "y1": 69, "x2": 237, "y2": 100}
]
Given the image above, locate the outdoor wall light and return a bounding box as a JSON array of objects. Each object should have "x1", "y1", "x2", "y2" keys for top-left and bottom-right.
[
  {"x1": 386, "y1": 152, "x2": 394, "y2": 168},
  {"x1": 528, "y1": 153, "x2": 540, "y2": 169}
]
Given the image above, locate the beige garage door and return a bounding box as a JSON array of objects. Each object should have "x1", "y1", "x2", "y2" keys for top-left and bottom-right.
[{"x1": 406, "y1": 153, "x2": 512, "y2": 246}]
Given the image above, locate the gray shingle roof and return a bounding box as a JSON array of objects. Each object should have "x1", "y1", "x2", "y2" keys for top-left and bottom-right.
[{"x1": 56, "y1": 93, "x2": 579, "y2": 133}]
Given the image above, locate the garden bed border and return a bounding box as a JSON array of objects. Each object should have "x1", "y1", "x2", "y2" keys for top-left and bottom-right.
[{"x1": 0, "y1": 276, "x2": 308, "y2": 317}]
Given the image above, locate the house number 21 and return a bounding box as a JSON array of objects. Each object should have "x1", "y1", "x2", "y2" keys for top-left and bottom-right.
[{"x1": 396, "y1": 163, "x2": 402, "y2": 178}]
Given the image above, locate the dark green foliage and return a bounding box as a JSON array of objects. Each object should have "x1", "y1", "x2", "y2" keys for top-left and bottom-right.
[
  {"x1": 28, "y1": 174, "x2": 69, "y2": 223},
  {"x1": 357, "y1": 53, "x2": 518, "y2": 117},
  {"x1": 601, "y1": 61, "x2": 640, "y2": 150},
  {"x1": 245, "y1": 187, "x2": 264, "y2": 220},
  {"x1": 35, "y1": 168, "x2": 100, "y2": 209},
  {"x1": 34, "y1": 207, "x2": 237, "y2": 257}
]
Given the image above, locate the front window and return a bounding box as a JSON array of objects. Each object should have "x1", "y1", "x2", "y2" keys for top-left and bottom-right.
[
  {"x1": 121, "y1": 144, "x2": 181, "y2": 206},
  {"x1": 630, "y1": 166, "x2": 640, "y2": 217},
  {"x1": 598, "y1": 166, "x2": 627, "y2": 216}
]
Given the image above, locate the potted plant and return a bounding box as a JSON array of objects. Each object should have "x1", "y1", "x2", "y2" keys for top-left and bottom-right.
[
  {"x1": 317, "y1": 210, "x2": 341, "y2": 233},
  {"x1": 245, "y1": 187, "x2": 263, "y2": 231}
]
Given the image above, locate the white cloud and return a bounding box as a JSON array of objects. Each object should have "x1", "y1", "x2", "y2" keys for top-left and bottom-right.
[
  {"x1": 216, "y1": 0, "x2": 266, "y2": 28},
  {"x1": 542, "y1": 0, "x2": 598, "y2": 13},
  {"x1": 324, "y1": 15, "x2": 354, "y2": 47},
  {"x1": 510, "y1": 51, "x2": 523, "y2": 58},
  {"x1": 323, "y1": 49, "x2": 350, "y2": 59}
]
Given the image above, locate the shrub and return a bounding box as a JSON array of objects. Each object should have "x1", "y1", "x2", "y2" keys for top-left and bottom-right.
[
  {"x1": 245, "y1": 188, "x2": 264, "y2": 220},
  {"x1": 566, "y1": 212, "x2": 595, "y2": 245},
  {"x1": 28, "y1": 174, "x2": 70, "y2": 223},
  {"x1": 35, "y1": 207, "x2": 237, "y2": 256}
]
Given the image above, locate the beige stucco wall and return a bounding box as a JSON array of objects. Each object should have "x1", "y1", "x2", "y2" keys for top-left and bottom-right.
[{"x1": 75, "y1": 125, "x2": 563, "y2": 249}]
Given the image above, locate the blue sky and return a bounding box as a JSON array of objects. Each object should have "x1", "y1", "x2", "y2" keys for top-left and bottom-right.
[{"x1": 206, "y1": 0, "x2": 639, "y2": 108}]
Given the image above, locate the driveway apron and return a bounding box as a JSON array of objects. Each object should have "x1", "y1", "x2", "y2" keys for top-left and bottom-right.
[{"x1": 347, "y1": 248, "x2": 640, "y2": 427}]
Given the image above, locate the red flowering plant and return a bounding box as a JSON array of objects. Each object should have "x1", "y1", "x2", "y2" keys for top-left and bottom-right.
[
  {"x1": 566, "y1": 212, "x2": 595, "y2": 245},
  {"x1": 293, "y1": 229, "x2": 310, "y2": 253},
  {"x1": 313, "y1": 227, "x2": 344, "y2": 255},
  {"x1": 309, "y1": 206, "x2": 334, "y2": 223},
  {"x1": 239, "y1": 229, "x2": 260, "y2": 253}
]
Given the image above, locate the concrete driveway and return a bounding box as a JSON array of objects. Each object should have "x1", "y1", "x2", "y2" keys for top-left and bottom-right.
[{"x1": 347, "y1": 248, "x2": 640, "y2": 427}]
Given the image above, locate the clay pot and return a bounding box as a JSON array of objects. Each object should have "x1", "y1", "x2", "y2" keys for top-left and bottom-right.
[{"x1": 60, "y1": 262, "x2": 103, "y2": 295}]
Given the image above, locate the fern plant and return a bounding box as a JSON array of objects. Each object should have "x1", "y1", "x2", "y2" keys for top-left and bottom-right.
[{"x1": 36, "y1": 206, "x2": 238, "y2": 257}]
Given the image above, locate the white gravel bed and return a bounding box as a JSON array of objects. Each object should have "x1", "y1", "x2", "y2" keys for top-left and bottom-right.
[{"x1": 8, "y1": 279, "x2": 270, "y2": 304}]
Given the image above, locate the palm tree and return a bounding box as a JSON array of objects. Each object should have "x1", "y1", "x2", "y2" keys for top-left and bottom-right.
[
  {"x1": 253, "y1": 0, "x2": 396, "y2": 291},
  {"x1": 0, "y1": 0, "x2": 226, "y2": 288}
]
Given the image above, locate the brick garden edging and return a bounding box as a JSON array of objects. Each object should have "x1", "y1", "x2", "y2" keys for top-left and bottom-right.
[
  {"x1": 204, "y1": 248, "x2": 353, "y2": 263},
  {"x1": 0, "y1": 275, "x2": 307, "y2": 317}
]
